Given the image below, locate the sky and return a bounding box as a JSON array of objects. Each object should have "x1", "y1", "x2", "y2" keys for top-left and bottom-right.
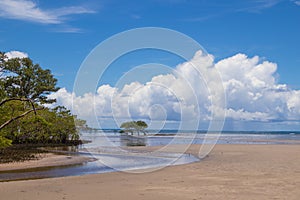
[{"x1": 1, "y1": 0, "x2": 300, "y2": 131}]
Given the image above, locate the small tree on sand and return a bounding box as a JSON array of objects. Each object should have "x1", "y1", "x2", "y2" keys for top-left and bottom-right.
[{"x1": 120, "y1": 120, "x2": 148, "y2": 136}]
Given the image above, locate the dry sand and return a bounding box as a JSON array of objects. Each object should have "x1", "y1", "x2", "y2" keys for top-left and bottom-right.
[{"x1": 0, "y1": 144, "x2": 299, "y2": 200}]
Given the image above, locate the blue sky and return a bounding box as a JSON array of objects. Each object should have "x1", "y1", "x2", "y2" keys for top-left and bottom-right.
[
  {"x1": 1, "y1": 0, "x2": 299, "y2": 89},
  {"x1": 1, "y1": 0, "x2": 300, "y2": 130}
]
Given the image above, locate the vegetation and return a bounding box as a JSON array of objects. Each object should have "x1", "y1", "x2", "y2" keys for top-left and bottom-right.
[
  {"x1": 75, "y1": 118, "x2": 91, "y2": 131},
  {"x1": 120, "y1": 120, "x2": 148, "y2": 136},
  {"x1": 0, "y1": 52, "x2": 84, "y2": 152}
]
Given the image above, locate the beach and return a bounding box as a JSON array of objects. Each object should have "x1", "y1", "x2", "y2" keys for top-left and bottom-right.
[
  {"x1": 0, "y1": 153, "x2": 93, "y2": 172},
  {"x1": 0, "y1": 144, "x2": 299, "y2": 200}
]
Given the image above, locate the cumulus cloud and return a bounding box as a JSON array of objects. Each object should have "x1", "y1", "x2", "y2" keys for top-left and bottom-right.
[
  {"x1": 49, "y1": 51, "x2": 300, "y2": 127},
  {"x1": 4, "y1": 50, "x2": 28, "y2": 59},
  {"x1": 0, "y1": 0, "x2": 95, "y2": 24},
  {"x1": 215, "y1": 53, "x2": 300, "y2": 121}
]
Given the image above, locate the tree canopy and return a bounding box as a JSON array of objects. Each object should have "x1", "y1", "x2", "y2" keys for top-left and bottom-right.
[
  {"x1": 0, "y1": 52, "x2": 83, "y2": 149},
  {"x1": 0, "y1": 52, "x2": 58, "y2": 104},
  {"x1": 120, "y1": 120, "x2": 148, "y2": 136}
]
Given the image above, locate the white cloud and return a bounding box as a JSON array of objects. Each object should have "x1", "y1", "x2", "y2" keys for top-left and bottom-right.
[
  {"x1": 4, "y1": 50, "x2": 28, "y2": 59},
  {"x1": 215, "y1": 53, "x2": 300, "y2": 122},
  {"x1": 51, "y1": 26, "x2": 84, "y2": 33},
  {"x1": 49, "y1": 51, "x2": 300, "y2": 127},
  {"x1": 0, "y1": 0, "x2": 95, "y2": 24},
  {"x1": 293, "y1": 0, "x2": 300, "y2": 6},
  {"x1": 237, "y1": 0, "x2": 282, "y2": 13}
]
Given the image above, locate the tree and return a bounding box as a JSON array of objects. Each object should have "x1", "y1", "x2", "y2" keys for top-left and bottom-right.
[
  {"x1": 0, "y1": 53, "x2": 58, "y2": 147},
  {"x1": 120, "y1": 120, "x2": 148, "y2": 136},
  {"x1": 3, "y1": 106, "x2": 80, "y2": 145},
  {"x1": 0, "y1": 52, "x2": 81, "y2": 148},
  {"x1": 1, "y1": 54, "x2": 59, "y2": 104},
  {"x1": 0, "y1": 52, "x2": 58, "y2": 130},
  {"x1": 0, "y1": 98, "x2": 42, "y2": 130}
]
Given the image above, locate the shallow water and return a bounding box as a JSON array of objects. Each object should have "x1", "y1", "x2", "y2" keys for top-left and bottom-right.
[
  {"x1": 0, "y1": 152, "x2": 198, "y2": 182},
  {"x1": 81, "y1": 131, "x2": 300, "y2": 148},
  {"x1": 0, "y1": 140, "x2": 199, "y2": 182},
  {"x1": 1, "y1": 131, "x2": 299, "y2": 182}
]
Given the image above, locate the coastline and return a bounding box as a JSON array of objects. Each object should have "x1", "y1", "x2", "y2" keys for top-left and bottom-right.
[
  {"x1": 0, "y1": 143, "x2": 299, "y2": 199},
  {"x1": 0, "y1": 153, "x2": 93, "y2": 172}
]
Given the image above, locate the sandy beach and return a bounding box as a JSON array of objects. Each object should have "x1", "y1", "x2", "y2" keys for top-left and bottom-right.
[
  {"x1": 0, "y1": 144, "x2": 299, "y2": 200},
  {"x1": 0, "y1": 153, "x2": 93, "y2": 172}
]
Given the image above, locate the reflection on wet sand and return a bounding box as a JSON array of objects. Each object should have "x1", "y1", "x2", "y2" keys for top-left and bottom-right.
[{"x1": 120, "y1": 134, "x2": 147, "y2": 146}]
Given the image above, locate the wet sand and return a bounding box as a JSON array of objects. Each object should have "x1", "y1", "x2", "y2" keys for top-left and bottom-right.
[
  {"x1": 0, "y1": 144, "x2": 299, "y2": 199},
  {"x1": 0, "y1": 153, "x2": 92, "y2": 172}
]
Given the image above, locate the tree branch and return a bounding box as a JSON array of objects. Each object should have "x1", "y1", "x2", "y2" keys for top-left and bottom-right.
[
  {"x1": 0, "y1": 97, "x2": 32, "y2": 107},
  {"x1": 0, "y1": 108, "x2": 43, "y2": 130},
  {"x1": 0, "y1": 97, "x2": 37, "y2": 115}
]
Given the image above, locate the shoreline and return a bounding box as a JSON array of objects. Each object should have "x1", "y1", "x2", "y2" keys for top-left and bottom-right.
[
  {"x1": 1, "y1": 142, "x2": 300, "y2": 174},
  {"x1": 0, "y1": 153, "x2": 94, "y2": 172},
  {"x1": 0, "y1": 143, "x2": 299, "y2": 199}
]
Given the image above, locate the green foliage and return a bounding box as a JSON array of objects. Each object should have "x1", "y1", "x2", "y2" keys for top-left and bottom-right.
[
  {"x1": 0, "y1": 103, "x2": 80, "y2": 145},
  {"x1": 0, "y1": 136, "x2": 12, "y2": 149},
  {"x1": 0, "y1": 52, "x2": 83, "y2": 149},
  {"x1": 136, "y1": 120, "x2": 148, "y2": 129},
  {"x1": 120, "y1": 120, "x2": 148, "y2": 135},
  {"x1": 0, "y1": 54, "x2": 58, "y2": 104}
]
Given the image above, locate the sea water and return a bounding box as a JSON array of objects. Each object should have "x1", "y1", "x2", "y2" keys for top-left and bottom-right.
[{"x1": 1, "y1": 130, "x2": 299, "y2": 181}]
